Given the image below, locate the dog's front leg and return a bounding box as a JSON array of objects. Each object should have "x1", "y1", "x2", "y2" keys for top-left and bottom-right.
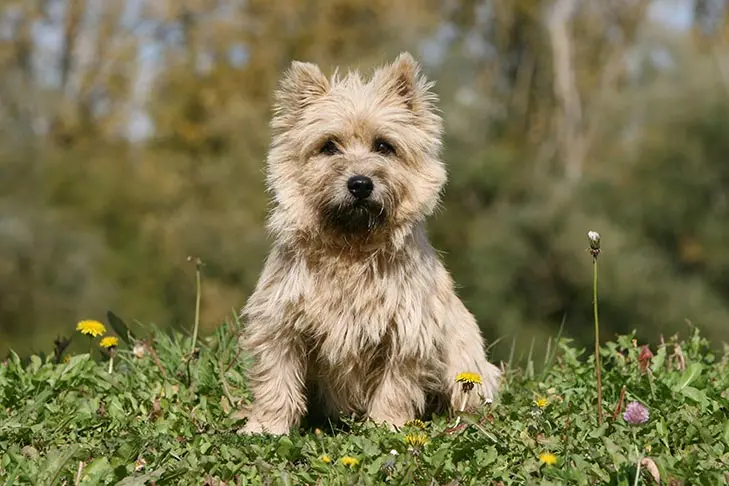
[
  {"x1": 237, "y1": 326, "x2": 307, "y2": 436},
  {"x1": 367, "y1": 365, "x2": 425, "y2": 430},
  {"x1": 442, "y1": 300, "x2": 502, "y2": 414}
]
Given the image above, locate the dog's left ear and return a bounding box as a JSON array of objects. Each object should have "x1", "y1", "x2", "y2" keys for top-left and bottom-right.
[
  {"x1": 376, "y1": 52, "x2": 438, "y2": 114},
  {"x1": 271, "y1": 60, "x2": 330, "y2": 132},
  {"x1": 278, "y1": 61, "x2": 330, "y2": 108}
]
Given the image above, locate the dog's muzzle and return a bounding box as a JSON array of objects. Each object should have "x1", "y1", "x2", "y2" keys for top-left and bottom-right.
[
  {"x1": 320, "y1": 175, "x2": 385, "y2": 234},
  {"x1": 323, "y1": 200, "x2": 385, "y2": 234}
]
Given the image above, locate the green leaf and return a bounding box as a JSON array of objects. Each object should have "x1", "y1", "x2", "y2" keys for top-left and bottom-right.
[
  {"x1": 651, "y1": 346, "x2": 667, "y2": 374},
  {"x1": 680, "y1": 386, "x2": 708, "y2": 406},
  {"x1": 673, "y1": 362, "x2": 702, "y2": 392},
  {"x1": 276, "y1": 437, "x2": 294, "y2": 459},
  {"x1": 476, "y1": 446, "x2": 498, "y2": 466},
  {"x1": 42, "y1": 445, "x2": 80, "y2": 485},
  {"x1": 115, "y1": 468, "x2": 165, "y2": 486},
  {"x1": 589, "y1": 423, "x2": 608, "y2": 439},
  {"x1": 107, "y1": 310, "x2": 135, "y2": 345},
  {"x1": 79, "y1": 457, "x2": 113, "y2": 484}
]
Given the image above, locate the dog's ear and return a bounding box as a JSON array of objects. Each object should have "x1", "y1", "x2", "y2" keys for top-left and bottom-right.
[
  {"x1": 273, "y1": 61, "x2": 329, "y2": 121},
  {"x1": 376, "y1": 52, "x2": 438, "y2": 113}
]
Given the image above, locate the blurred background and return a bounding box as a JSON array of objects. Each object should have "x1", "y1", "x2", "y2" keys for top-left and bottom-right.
[{"x1": 1, "y1": 0, "x2": 728, "y2": 363}]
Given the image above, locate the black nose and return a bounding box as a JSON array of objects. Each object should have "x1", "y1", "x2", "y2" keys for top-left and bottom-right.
[{"x1": 347, "y1": 175, "x2": 374, "y2": 199}]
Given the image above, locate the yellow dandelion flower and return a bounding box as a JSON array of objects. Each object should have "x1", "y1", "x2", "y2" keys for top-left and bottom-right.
[
  {"x1": 455, "y1": 371, "x2": 482, "y2": 385},
  {"x1": 76, "y1": 320, "x2": 106, "y2": 337},
  {"x1": 320, "y1": 455, "x2": 332, "y2": 464},
  {"x1": 340, "y1": 456, "x2": 359, "y2": 467},
  {"x1": 100, "y1": 336, "x2": 119, "y2": 349},
  {"x1": 405, "y1": 419, "x2": 426, "y2": 429},
  {"x1": 538, "y1": 452, "x2": 558, "y2": 466},
  {"x1": 535, "y1": 396, "x2": 549, "y2": 408},
  {"x1": 456, "y1": 371, "x2": 482, "y2": 392},
  {"x1": 404, "y1": 432, "x2": 429, "y2": 448}
]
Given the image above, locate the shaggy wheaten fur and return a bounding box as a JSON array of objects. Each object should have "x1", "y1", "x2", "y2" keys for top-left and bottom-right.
[{"x1": 238, "y1": 52, "x2": 501, "y2": 435}]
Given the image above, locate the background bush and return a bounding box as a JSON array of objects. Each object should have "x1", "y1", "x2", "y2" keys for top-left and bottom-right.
[{"x1": 1, "y1": 0, "x2": 729, "y2": 362}]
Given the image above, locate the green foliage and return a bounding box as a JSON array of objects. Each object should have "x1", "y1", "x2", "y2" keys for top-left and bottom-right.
[{"x1": 1, "y1": 322, "x2": 728, "y2": 484}]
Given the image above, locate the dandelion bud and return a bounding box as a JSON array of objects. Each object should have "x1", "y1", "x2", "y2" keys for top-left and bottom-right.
[
  {"x1": 587, "y1": 231, "x2": 601, "y2": 250},
  {"x1": 587, "y1": 231, "x2": 601, "y2": 257}
]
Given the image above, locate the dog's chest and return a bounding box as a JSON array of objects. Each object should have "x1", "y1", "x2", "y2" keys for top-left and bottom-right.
[{"x1": 298, "y1": 255, "x2": 438, "y2": 365}]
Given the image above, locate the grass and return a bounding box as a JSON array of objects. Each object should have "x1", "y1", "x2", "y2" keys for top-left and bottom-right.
[
  {"x1": 1, "y1": 317, "x2": 729, "y2": 485},
  {"x1": 1, "y1": 236, "x2": 728, "y2": 484}
]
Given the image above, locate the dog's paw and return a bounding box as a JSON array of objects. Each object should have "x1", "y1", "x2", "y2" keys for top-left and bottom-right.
[
  {"x1": 449, "y1": 363, "x2": 502, "y2": 412},
  {"x1": 237, "y1": 418, "x2": 290, "y2": 436}
]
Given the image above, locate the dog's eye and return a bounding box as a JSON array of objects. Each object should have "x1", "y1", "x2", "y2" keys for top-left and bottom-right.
[
  {"x1": 319, "y1": 139, "x2": 340, "y2": 156},
  {"x1": 373, "y1": 138, "x2": 396, "y2": 156}
]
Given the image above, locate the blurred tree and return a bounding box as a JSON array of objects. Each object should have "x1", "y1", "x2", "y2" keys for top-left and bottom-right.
[{"x1": 1, "y1": 0, "x2": 729, "y2": 366}]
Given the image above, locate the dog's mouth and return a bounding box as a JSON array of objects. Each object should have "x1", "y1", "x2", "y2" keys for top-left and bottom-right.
[{"x1": 321, "y1": 200, "x2": 387, "y2": 234}]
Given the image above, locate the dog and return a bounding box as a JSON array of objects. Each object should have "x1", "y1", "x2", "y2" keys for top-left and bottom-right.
[{"x1": 237, "y1": 52, "x2": 501, "y2": 435}]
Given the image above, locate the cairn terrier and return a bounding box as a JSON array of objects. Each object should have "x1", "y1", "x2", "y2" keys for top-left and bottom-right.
[{"x1": 237, "y1": 52, "x2": 501, "y2": 435}]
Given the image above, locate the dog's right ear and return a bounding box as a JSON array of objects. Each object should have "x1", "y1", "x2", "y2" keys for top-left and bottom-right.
[{"x1": 273, "y1": 61, "x2": 329, "y2": 123}]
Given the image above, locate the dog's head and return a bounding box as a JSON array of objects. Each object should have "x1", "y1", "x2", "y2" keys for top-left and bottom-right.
[{"x1": 265, "y1": 52, "x2": 446, "y2": 249}]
